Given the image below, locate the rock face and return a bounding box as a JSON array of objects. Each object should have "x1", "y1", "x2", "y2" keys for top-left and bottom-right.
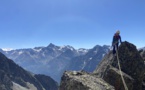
[
  {"x1": 60, "y1": 41, "x2": 145, "y2": 90},
  {"x1": 0, "y1": 52, "x2": 58, "y2": 90},
  {"x1": 139, "y1": 49, "x2": 145, "y2": 89},
  {"x1": 94, "y1": 41, "x2": 145, "y2": 90},
  {"x1": 139, "y1": 49, "x2": 145, "y2": 60},
  {"x1": 59, "y1": 71, "x2": 114, "y2": 90}
]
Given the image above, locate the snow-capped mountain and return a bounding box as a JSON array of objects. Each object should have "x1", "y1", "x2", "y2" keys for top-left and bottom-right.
[
  {"x1": 142, "y1": 47, "x2": 145, "y2": 50},
  {"x1": 1, "y1": 48, "x2": 14, "y2": 51},
  {"x1": 138, "y1": 47, "x2": 145, "y2": 51},
  {"x1": 1, "y1": 43, "x2": 110, "y2": 83},
  {"x1": 67, "y1": 45, "x2": 110, "y2": 72},
  {"x1": 1, "y1": 43, "x2": 89, "y2": 82}
]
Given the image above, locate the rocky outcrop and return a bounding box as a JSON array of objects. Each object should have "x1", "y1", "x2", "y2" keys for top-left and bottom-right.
[
  {"x1": 59, "y1": 71, "x2": 114, "y2": 90},
  {"x1": 139, "y1": 49, "x2": 145, "y2": 60},
  {"x1": 60, "y1": 41, "x2": 145, "y2": 90},
  {"x1": 139, "y1": 49, "x2": 145, "y2": 89},
  {"x1": 94, "y1": 41, "x2": 145, "y2": 90}
]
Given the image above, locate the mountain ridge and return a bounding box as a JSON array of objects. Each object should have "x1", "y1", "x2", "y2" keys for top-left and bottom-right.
[
  {"x1": 0, "y1": 52, "x2": 58, "y2": 90},
  {"x1": 1, "y1": 43, "x2": 144, "y2": 83},
  {"x1": 0, "y1": 43, "x2": 89, "y2": 82}
]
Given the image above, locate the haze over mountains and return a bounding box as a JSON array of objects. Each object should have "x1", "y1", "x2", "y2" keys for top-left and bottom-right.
[
  {"x1": 0, "y1": 52, "x2": 58, "y2": 90},
  {"x1": 0, "y1": 43, "x2": 110, "y2": 83},
  {"x1": 0, "y1": 42, "x2": 144, "y2": 90}
]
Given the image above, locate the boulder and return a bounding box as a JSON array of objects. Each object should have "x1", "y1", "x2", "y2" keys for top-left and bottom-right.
[{"x1": 60, "y1": 71, "x2": 114, "y2": 90}]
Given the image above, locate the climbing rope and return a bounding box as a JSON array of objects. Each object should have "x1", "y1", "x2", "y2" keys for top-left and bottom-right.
[
  {"x1": 100, "y1": 44, "x2": 128, "y2": 90},
  {"x1": 116, "y1": 46, "x2": 128, "y2": 90}
]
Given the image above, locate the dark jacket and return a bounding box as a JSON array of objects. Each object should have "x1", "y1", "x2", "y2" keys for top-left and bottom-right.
[{"x1": 112, "y1": 33, "x2": 122, "y2": 46}]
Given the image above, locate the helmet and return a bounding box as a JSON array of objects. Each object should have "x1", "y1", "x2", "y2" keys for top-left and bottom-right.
[{"x1": 116, "y1": 30, "x2": 120, "y2": 34}]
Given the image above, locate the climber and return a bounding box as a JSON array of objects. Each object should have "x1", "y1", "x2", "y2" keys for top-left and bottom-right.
[{"x1": 112, "y1": 30, "x2": 122, "y2": 55}]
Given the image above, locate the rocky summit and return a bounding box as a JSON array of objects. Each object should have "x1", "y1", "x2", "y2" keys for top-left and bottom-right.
[
  {"x1": 59, "y1": 71, "x2": 114, "y2": 90},
  {"x1": 60, "y1": 41, "x2": 145, "y2": 90}
]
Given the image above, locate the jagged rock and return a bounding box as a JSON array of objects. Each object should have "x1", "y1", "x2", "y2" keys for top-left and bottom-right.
[
  {"x1": 60, "y1": 41, "x2": 145, "y2": 90},
  {"x1": 94, "y1": 41, "x2": 145, "y2": 90},
  {"x1": 140, "y1": 49, "x2": 145, "y2": 60},
  {"x1": 59, "y1": 71, "x2": 115, "y2": 90},
  {"x1": 103, "y1": 66, "x2": 134, "y2": 90},
  {"x1": 139, "y1": 49, "x2": 145, "y2": 89}
]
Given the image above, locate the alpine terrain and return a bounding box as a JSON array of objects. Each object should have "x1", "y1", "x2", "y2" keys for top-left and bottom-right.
[
  {"x1": 1, "y1": 43, "x2": 110, "y2": 83},
  {"x1": 0, "y1": 52, "x2": 58, "y2": 90},
  {"x1": 60, "y1": 41, "x2": 145, "y2": 90}
]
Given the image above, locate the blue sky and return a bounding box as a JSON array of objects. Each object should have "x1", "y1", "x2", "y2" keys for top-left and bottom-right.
[{"x1": 0, "y1": 0, "x2": 145, "y2": 49}]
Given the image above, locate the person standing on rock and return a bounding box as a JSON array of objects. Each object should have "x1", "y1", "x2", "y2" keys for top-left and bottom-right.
[{"x1": 112, "y1": 30, "x2": 122, "y2": 55}]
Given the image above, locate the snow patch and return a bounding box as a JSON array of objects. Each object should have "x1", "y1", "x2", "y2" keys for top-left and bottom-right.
[
  {"x1": 81, "y1": 61, "x2": 86, "y2": 70},
  {"x1": 59, "y1": 46, "x2": 65, "y2": 50},
  {"x1": 33, "y1": 48, "x2": 42, "y2": 52},
  {"x1": 102, "y1": 54, "x2": 105, "y2": 57},
  {"x1": 78, "y1": 48, "x2": 88, "y2": 53},
  {"x1": 59, "y1": 45, "x2": 74, "y2": 51},
  {"x1": 2, "y1": 48, "x2": 14, "y2": 51},
  {"x1": 89, "y1": 57, "x2": 92, "y2": 60},
  {"x1": 42, "y1": 52, "x2": 45, "y2": 57},
  {"x1": 18, "y1": 51, "x2": 23, "y2": 55},
  {"x1": 94, "y1": 50, "x2": 98, "y2": 54}
]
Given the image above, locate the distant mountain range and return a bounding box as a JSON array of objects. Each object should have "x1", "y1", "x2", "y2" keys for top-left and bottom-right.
[
  {"x1": 0, "y1": 43, "x2": 110, "y2": 83},
  {"x1": 140, "y1": 47, "x2": 145, "y2": 50},
  {"x1": 67, "y1": 45, "x2": 110, "y2": 72}
]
